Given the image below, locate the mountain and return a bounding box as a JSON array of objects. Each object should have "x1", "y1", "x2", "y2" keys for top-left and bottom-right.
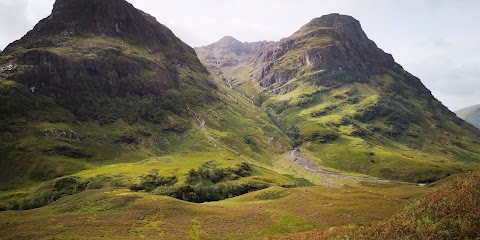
[
  {"x1": 1, "y1": 2, "x2": 479, "y2": 239},
  {"x1": 195, "y1": 36, "x2": 271, "y2": 102},
  {"x1": 0, "y1": 0, "x2": 294, "y2": 196},
  {"x1": 197, "y1": 14, "x2": 480, "y2": 183},
  {"x1": 456, "y1": 104, "x2": 480, "y2": 129}
]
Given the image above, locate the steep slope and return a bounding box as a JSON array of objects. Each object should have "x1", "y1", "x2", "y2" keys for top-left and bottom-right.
[
  {"x1": 195, "y1": 37, "x2": 271, "y2": 103},
  {"x1": 0, "y1": 0, "x2": 293, "y2": 197},
  {"x1": 198, "y1": 14, "x2": 480, "y2": 182},
  {"x1": 456, "y1": 104, "x2": 480, "y2": 129}
]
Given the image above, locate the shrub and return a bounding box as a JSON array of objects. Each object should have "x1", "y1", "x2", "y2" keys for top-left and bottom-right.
[
  {"x1": 287, "y1": 172, "x2": 480, "y2": 240},
  {"x1": 186, "y1": 162, "x2": 227, "y2": 184},
  {"x1": 8, "y1": 177, "x2": 88, "y2": 211},
  {"x1": 229, "y1": 162, "x2": 253, "y2": 177},
  {"x1": 186, "y1": 161, "x2": 253, "y2": 185},
  {"x1": 129, "y1": 170, "x2": 178, "y2": 192},
  {"x1": 167, "y1": 181, "x2": 269, "y2": 203},
  {"x1": 137, "y1": 162, "x2": 263, "y2": 203},
  {"x1": 86, "y1": 174, "x2": 128, "y2": 190}
]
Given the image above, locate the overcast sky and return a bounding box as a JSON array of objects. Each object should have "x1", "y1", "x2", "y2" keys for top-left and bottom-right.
[{"x1": 0, "y1": 0, "x2": 478, "y2": 111}]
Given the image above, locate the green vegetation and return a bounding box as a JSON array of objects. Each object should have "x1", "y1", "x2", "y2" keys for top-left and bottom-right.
[
  {"x1": 197, "y1": 18, "x2": 480, "y2": 184},
  {"x1": 285, "y1": 172, "x2": 480, "y2": 240},
  {"x1": 0, "y1": 180, "x2": 430, "y2": 239},
  {"x1": 256, "y1": 74, "x2": 478, "y2": 183},
  {"x1": 129, "y1": 162, "x2": 270, "y2": 203},
  {"x1": 1, "y1": 2, "x2": 479, "y2": 239}
]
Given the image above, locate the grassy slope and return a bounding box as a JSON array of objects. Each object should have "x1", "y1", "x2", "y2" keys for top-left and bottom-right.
[
  {"x1": 283, "y1": 172, "x2": 480, "y2": 240},
  {"x1": 261, "y1": 74, "x2": 480, "y2": 182},
  {"x1": 0, "y1": 34, "x2": 296, "y2": 203},
  {"x1": 0, "y1": 76, "x2": 293, "y2": 189},
  {"x1": 0, "y1": 182, "x2": 430, "y2": 239},
  {"x1": 1, "y1": 12, "x2": 478, "y2": 240},
  {"x1": 197, "y1": 33, "x2": 480, "y2": 183}
]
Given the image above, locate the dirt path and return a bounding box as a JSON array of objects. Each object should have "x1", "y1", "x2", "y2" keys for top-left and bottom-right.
[{"x1": 289, "y1": 149, "x2": 411, "y2": 185}]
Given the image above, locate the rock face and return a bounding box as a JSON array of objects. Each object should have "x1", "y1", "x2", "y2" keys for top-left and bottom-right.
[
  {"x1": 0, "y1": 0, "x2": 208, "y2": 101},
  {"x1": 5, "y1": 0, "x2": 196, "y2": 52},
  {"x1": 196, "y1": 36, "x2": 271, "y2": 69},
  {"x1": 456, "y1": 105, "x2": 480, "y2": 129},
  {"x1": 195, "y1": 36, "x2": 271, "y2": 99},
  {"x1": 255, "y1": 14, "x2": 396, "y2": 87},
  {"x1": 0, "y1": 0, "x2": 219, "y2": 186}
]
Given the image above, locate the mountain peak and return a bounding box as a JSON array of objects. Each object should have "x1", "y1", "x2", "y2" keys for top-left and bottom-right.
[
  {"x1": 255, "y1": 14, "x2": 395, "y2": 87},
  {"x1": 0, "y1": 0, "x2": 208, "y2": 101},
  {"x1": 8, "y1": 0, "x2": 183, "y2": 50},
  {"x1": 304, "y1": 13, "x2": 360, "y2": 29},
  {"x1": 295, "y1": 13, "x2": 368, "y2": 41},
  {"x1": 200, "y1": 36, "x2": 271, "y2": 57},
  {"x1": 218, "y1": 36, "x2": 241, "y2": 43},
  {"x1": 47, "y1": 0, "x2": 146, "y2": 36}
]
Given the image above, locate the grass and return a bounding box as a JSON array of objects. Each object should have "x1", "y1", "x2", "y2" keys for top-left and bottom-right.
[
  {"x1": 1, "y1": 11, "x2": 480, "y2": 239},
  {"x1": 282, "y1": 172, "x2": 480, "y2": 240},
  {"x1": 259, "y1": 77, "x2": 480, "y2": 182},
  {"x1": 0, "y1": 181, "x2": 431, "y2": 239},
  {"x1": 197, "y1": 24, "x2": 480, "y2": 185}
]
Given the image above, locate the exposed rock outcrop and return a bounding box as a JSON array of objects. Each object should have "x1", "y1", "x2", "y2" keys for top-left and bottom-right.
[
  {"x1": 197, "y1": 36, "x2": 271, "y2": 69},
  {"x1": 0, "y1": 0, "x2": 208, "y2": 98},
  {"x1": 254, "y1": 14, "x2": 396, "y2": 87}
]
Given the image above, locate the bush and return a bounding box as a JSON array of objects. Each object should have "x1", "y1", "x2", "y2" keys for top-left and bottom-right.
[
  {"x1": 129, "y1": 170, "x2": 178, "y2": 192},
  {"x1": 7, "y1": 177, "x2": 88, "y2": 211},
  {"x1": 186, "y1": 161, "x2": 254, "y2": 185},
  {"x1": 167, "y1": 181, "x2": 269, "y2": 203},
  {"x1": 134, "y1": 162, "x2": 263, "y2": 203},
  {"x1": 86, "y1": 174, "x2": 128, "y2": 190},
  {"x1": 230, "y1": 162, "x2": 253, "y2": 177},
  {"x1": 290, "y1": 172, "x2": 480, "y2": 240}
]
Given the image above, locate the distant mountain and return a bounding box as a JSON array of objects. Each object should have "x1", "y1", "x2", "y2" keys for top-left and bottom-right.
[
  {"x1": 197, "y1": 14, "x2": 480, "y2": 182},
  {"x1": 195, "y1": 37, "x2": 271, "y2": 101},
  {"x1": 456, "y1": 104, "x2": 480, "y2": 129}
]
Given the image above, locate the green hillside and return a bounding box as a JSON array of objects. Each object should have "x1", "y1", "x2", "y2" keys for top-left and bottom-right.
[
  {"x1": 197, "y1": 14, "x2": 480, "y2": 183},
  {"x1": 0, "y1": 1, "x2": 479, "y2": 239},
  {"x1": 0, "y1": 0, "x2": 296, "y2": 208}
]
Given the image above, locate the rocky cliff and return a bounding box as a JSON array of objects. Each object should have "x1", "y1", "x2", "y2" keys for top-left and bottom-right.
[
  {"x1": 0, "y1": 0, "x2": 215, "y2": 122},
  {"x1": 255, "y1": 14, "x2": 397, "y2": 87},
  {"x1": 196, "y1": 36, "x2": 271, "y2": 100},
  {"x1": 197, "y1": 36, "x2": 271, "y2": 68}
]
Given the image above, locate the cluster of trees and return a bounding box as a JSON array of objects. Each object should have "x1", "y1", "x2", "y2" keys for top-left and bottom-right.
[
  {"x1": 1, "y1": 162, "x2": 265, "y2": 211},
  {"x1": 1, "y1": 174, "x2": 129, "y2": 211},
  {"x1": 1, "y1": 177, "x2": 88, "y2": 211},
  {"x1": 130, "y1": 162, "x2": 268, "y2": 203}
]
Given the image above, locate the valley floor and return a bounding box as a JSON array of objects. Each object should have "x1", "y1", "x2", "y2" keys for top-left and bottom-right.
[{"x1": 0, "y1": 182, "x2": 429, "y2": 239}]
